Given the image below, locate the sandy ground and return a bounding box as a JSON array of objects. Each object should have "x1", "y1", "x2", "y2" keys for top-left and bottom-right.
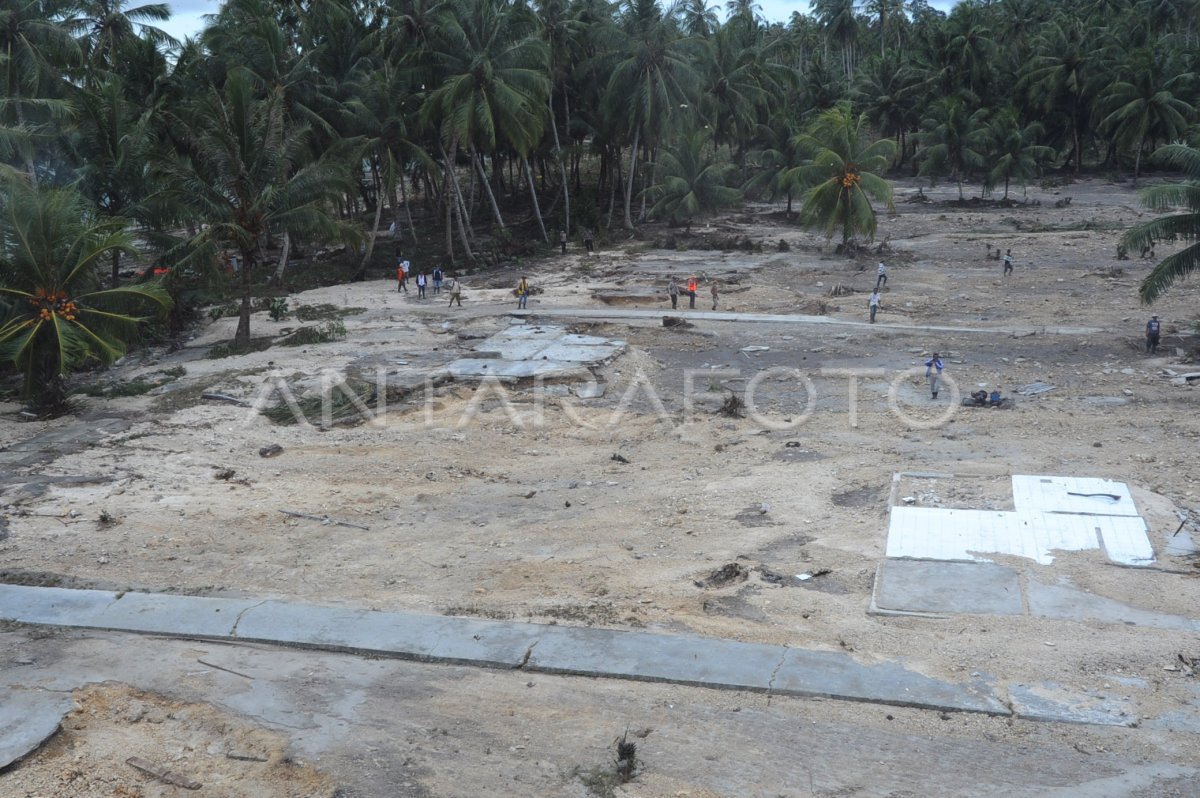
[{"x1": 2, "y1": 177, "x2": 1199, "y2": 795}]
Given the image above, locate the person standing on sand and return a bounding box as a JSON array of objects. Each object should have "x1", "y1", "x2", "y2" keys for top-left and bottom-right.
[
  {"x1": 401, "y1": 259, "x2": 410, "y2": 292},
  {"x1": 1003, "y1": 248, "x2": 1014, "y2": 277},
  {"x1": 584, "y1": 229, "x2": 594, "y2": 253},
  {"x1": 925, "y1": 353, "x2": 944, "y2": 399},
  {"x1": 1146, "y1": 315, "x2": 1161, "y2": 354},
  {"x1": 516, "y1": 275, "x2": 529, "y2": 309},
  {"x1": 687, "y1": 275, "x2": 697, "y2": 309},
  {"x1": 432, "y1": 266, "x2": 444, "y2": 295},
  {"x1": 396, "y1": 261, "x2": 406, "y2": 293},
  {"x1": 711, "y1": 279, "x2": 719, "y2": 311},
  {"x1": 448, "y1": 277, "x2": 462, "y2": 307},
  {"x1": 416, "y1": 271, "x2": 427, "y2": 299},
  {"x1": 560, "y1": 230, "x2": 567, "y2": 255},
  {"x1": 668, "y1": 277, "x2": 679, "y2": 309},
  {"x1": 868, "y1": 289, "x2": 881, "y2": 323}
]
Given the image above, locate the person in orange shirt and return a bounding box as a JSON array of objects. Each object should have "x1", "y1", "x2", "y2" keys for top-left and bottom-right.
[{"x1": 686, "y1": 275, "x2": 697, "y2": 309}]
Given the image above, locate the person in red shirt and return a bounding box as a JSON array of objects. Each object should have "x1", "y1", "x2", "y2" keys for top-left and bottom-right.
[{"x1": 686, "y1": 275, "x2": 697, "y2": 309}]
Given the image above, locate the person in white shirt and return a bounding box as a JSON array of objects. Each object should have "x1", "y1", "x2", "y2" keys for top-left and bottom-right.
[
  {"x1": 868, "y1": 290, "x2": 881, "y2": 323},
  {"x1": 875, "y1": 262, "x2": 888, "y2": 288}
]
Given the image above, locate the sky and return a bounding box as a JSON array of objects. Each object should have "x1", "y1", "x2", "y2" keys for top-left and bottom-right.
[{"x1": 159, "y1": 0, "x2": 962, "y2": 44}]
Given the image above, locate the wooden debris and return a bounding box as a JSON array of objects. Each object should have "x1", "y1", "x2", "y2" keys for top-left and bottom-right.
[
  {"x1": 201, "y1": 392, "x2": 249, "y2": 407},
  {"x1": 278, "y1": 509, "x2": 369, "y2": 531},
  {"x1": 126, "y1": 756, "x2": 202, "y2": 790}
]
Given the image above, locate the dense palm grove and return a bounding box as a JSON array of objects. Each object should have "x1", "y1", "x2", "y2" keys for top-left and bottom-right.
[{"x1": 1, "y1": 0, "x2": 1199, "y2": 408}]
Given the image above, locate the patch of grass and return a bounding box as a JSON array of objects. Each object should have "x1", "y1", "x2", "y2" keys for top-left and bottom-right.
[
  {"x1": 208, "y1": 303, "x2": 239, "y2": 321},
  {"x1": 205, "y1": 337, "x2": 274, "y2": 359},
  {"x1": 277, "y1": 320, "x2": 347, "y2": 347},
  {"x1": 268, "y1": 297, "x2": 290, "y2": 321},
  {"x1": 293, "y1": 303, "x2": 367, "y2": 322},
  {"x1": 260, "y1": 376, "x2": 374, "y2": 426},
  {"x1": 73, "y1": 367, "x2": 187, "y2": 398},
  {"x1": 148, "y1": 367, "x2": 268, "y2": 414}
]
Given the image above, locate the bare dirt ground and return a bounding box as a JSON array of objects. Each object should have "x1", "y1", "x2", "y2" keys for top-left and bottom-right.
[{"x1": 2, "y1": 177, "x2": 1199, "y2": 796}]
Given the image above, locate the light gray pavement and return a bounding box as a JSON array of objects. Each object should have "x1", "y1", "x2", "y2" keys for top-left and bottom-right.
[
  {"x1": 0, "y1": 583, "x2": 1153, "y2": 726},
  {"x1": 0, "y1": 687, "x2": 74, "y2": 769},
  {"x1": 506, "y1": 306, "x2": 1104, "y2": 337}
]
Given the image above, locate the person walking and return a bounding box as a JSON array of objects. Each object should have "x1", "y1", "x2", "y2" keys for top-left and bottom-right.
[
  {"x1": 925, "y1": 353, "x2": 944, "y2": 399},
  {"x1": 710, "y1": 279, "x2": 719, "y2": 311},
  {"x1": 416, "y1": 271, "x2": 427, "y2": 299},
  {"x1": 583, "y1": 229, "x2": 594, "y2": 253},
  {"x1": 560, "y1": 230, "x2": 567, "y2": 255},
  {"x1": 516, "y1": 275, "x2": 529, "y2": 309},
  {"x1": 1003, "y1": 248, "x2": 1014, "y2": 277},
  {"x1": 668, "y1": 277, "x2": 679, "y2": 310},
  {"x1": 1145, "y1": 315, "x2": 1161, "y2": 354},
  {"x1": 432, "y1": 266, "x2": 444, "y2": 295},
  {"x1": 876, "y1": 261, "x2": 888, "y2": 288},
  {"x1": 868, "y1": 289, "x2": 881, "y2": 323},
  {"x1": 686, "y1": 275, "x2": 697, "y2": 309},
  {"x1": 448, "y1": 277, "x2": 462, "y2": 308}
]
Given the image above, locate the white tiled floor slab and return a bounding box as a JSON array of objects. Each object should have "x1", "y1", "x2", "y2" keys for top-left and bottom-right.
[
  {"x1": 886, "y1": 475, "x2": 1154, "y2": 566},
  {"x1": 1012, "y1": 475, "x2": 1139, "y2": 516}
]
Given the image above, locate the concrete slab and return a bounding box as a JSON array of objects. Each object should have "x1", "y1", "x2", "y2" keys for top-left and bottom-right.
[
  {"x1": 445, "y1": 358, "x2": 585, "y2": 379},
  {"x1": 233, "y1": 602, "x2": 541, "y2": 668},
  {"x1": 1012, "y1": 475, "x2": 1139, "y2": 516},
  {"x1": 536, "y1": 342, "x2": 625, "y2": 362},
  {"x1": 885, "y1": 506, "x2": 1153, "y2": 566},
  {"x1": 1008, "y1": 682, "x2": 1137, "y2": 727},
  {"x1": 0, "y1": 688, "x2": 74, "y2": 769},
  {"x1": 1025, "y1": 582, "x2": 1200, "y2": 631},
  {"x1": 0, "y1": 585, "x2": 1020, "y2": 720},
  {"x1": 874, "y1": 559, "x2": 1024, "y2": 616}
]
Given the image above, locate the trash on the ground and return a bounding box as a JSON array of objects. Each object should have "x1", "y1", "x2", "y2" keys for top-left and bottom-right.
[
  {"x1": 126, "y1": 756, "x2": 202, "y2": 790},
  {"x1": 611, "y1": 453, "x2": 630, "y2": 464},
  {"x1": 795, "y1": 569, "x2": 831, "y2": 582},
  {"x1": 573, "y1": 382, "x2": 605, "y2": 399},
  {"x1": 740, "y1": 345, "x2": 770, "y2": 353},
  {"x1": 258, "y1": 444, "x2": 284, "y2": 458},
  {"x1": 901, "y1": 496, "x2": 917, "y2": 504},
  {"x1": 1017, "y1": 381, "x2": 1056, "y2": 396},
  {"x1": 694, "y1": 562, "x2": 748, "y2": 589},
  {"x1": 662, "y1": 316, "x2": 693, "y2": 328},
  {"x1": 278, "y1": 509, "x2": 368, "y2": 531},
  {"x1": 717, "y1": 393, "x2": 745, "y2": 418},
  {"x1": 202, "y1": 392, "x2": 248, "y2": 406}
]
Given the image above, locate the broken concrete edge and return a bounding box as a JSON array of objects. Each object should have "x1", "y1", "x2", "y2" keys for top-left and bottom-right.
[
  {"x1": 867, "y1": 562, "x2": 951, "y2": 621},
  {"x1": 0, "y1": 688, "x2": 75, "y2": 772},
  {"x1": 0, "y1": 584, "x2": 1129, "y2": 726}
]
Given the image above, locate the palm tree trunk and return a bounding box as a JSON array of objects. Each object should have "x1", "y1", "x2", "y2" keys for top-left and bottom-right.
[
  {"x1": 273, "y1": 231, "x2": 292, "y2": 285},
  {"x1": 235, "y1": 252, "x2": 255, "y2": 347},
  {"x1": 1133, "y1": 133, "x2": 1145, "y2": 187},
  {"x1": 550, "y1": 93, "x2": 571, "y2": 238},
  {"x1": 111, "y1": 250, "x2": 121, "y2": 288},
  {"x1": 523, "y1": 155, "x2": 548, "y2": 243},
  {"x1": 445, "y1": 142, "x2": 475, "y2": 260},
  {"x1": 441, "y1": 146, "x2": 454, "y2": 260},
  {"x1": 13, "y1": 99, "x2": 38, "y2": 188},
  {"x1": 399, "y1": 167, "x2": 418, "y2": 243},
  {"x1": 623, "y1": 127, "x2": 640, "y2": 230},
  {"x1": 357, "y1": 166, "x2": 386, "y2": 278},
  {"x1": 473, "y1": 147, "x2": 506, "y2": 230}
]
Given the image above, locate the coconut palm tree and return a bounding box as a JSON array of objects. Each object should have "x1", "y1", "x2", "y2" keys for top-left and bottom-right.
[
  {"x1": 64, "y1": 0, "x2": 176, "y2": 80},
  {"x1": 647, "y1": 131, "x2": 741, "y2": 226},
  {"x1": 986, "y1": 108, "x2": 1053, "y2": 199},
  {"x1": 790, "y1": 103, "x2": 895, "y2": 250},
  {"x1": 1098, "y1": 47, "x2": 1195, "y2": 186},
  {"x1": 0, "y1": 179, "x2": 170, "y2": 412},
  {"x1": 156, "y1": 68, "x2": 358, "y2": 347},
  {"x1": 916, "y1": 97, "x2": 988, "y2": 200},
  {"x1": 1120, "y1": 144, "x2": 1200, "y2": 304}
]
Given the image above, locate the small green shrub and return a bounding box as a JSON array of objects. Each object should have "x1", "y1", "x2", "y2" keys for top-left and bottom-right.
[
  {"x1": 293, "y1": 303, "x2": 367, "y2": 321},
  {"x1": 208, "y1": 303, "x2": 239, "y2": 321},
  {"x1": 268, "y1": 297, "x2": 290, "y2": 321},
  {"x1": 277, "y1": 320, "x2": 347, "y2": 347},
  {"x1": 206, "y1": 338, "x2": 274, "y2": 359}
]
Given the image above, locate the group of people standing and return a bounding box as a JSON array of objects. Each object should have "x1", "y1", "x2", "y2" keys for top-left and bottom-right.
[
  {"x1": 666, "y1": 275, "x2": 721, "y2": 311},
  {"x1": 396, "y1": 257, "x2": 462, "y2": 306}
]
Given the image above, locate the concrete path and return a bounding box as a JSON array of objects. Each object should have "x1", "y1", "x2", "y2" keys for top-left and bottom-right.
[
  {"x1": 0, "y1": 584, "x2": 1140, "y2": 726},
  {"x1": 503, "y1": 306, "x2": 1104, "y2": 337}
]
